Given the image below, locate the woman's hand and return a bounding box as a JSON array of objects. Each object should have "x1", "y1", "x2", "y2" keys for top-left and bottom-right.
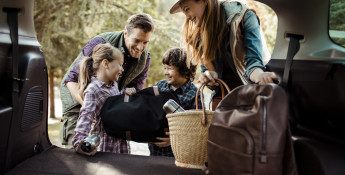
[
  {"x1": 75, "y1": 140, "x2": 97, "y2": 156},
  {"x1": 125, "y1": 88, "x2": 136, "y2": 96},
  {"x1": 198, "y1": 70, "x2": 219, "y2": 86},
  {"x1": 154, "y1": 132, "x2": 171, "y2": 147},
  {"x1": 250, "y1": 68, "x2": 278, "y2": 85}
]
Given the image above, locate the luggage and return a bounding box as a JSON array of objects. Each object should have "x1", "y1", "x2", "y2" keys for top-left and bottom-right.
[
  {"x1": 207, "y1": 84, "x2": 298, "y2": 175},
  {"x1": 100, "y1": 86, "x2": 180, "y2": 143}
]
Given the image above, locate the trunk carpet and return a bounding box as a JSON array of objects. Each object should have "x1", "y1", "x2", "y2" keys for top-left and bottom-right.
[{"x1": 6, "y1": 146, "x2": 203, "y2": 175}]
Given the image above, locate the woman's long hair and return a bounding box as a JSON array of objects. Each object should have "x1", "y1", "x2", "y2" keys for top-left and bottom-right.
[
  {"x1": 182, "y1": 0, "x2": 227, "y2": 65},
  {"x1": 78, "y1": 43, "x2": 122, "y2": 98}
]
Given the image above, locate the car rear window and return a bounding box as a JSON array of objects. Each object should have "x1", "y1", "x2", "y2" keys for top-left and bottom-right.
[{"x1": 329, "y1": 0, "x2": 345, "y2": 47}]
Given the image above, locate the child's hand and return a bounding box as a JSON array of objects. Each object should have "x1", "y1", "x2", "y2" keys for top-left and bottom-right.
[
  {"x1": 154, "y1": 132, "x2": 171, "y2": 147},
  {"x1": 125, "y1": 88, "x2": 136, "y2": 96},
  {"x1": 75, "y1": 140, "x2": 97, "y2": 156}
]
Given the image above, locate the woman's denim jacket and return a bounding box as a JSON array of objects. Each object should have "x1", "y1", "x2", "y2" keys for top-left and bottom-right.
[{"x1": 201, "y1": 1, "x2": 265, "y2": 87}]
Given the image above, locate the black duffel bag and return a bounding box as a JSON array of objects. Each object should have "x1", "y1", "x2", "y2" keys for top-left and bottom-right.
[{"x1": 100, "y1": 86, "x2": 180, "y2": 143}]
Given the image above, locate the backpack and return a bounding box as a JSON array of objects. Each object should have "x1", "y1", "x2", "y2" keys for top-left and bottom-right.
[{"x1": 207, "y1": 84, "x2": 298, "y2": 175}]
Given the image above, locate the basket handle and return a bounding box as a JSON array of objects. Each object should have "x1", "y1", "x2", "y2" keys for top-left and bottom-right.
[{"x1": 195, "y1": 79, "x2": 230, "y2": 125}]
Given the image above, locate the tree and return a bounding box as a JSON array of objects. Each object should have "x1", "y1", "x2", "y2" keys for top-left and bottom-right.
[
  {"x1": 34, "y1": 0, "x2": 279, "y2": 118},
  {"x1": 330, "y1": 0, "x2": 345, "y2": 46},
  {"x1": 35, "y1": 0, "x2": 87, "y2": 118},
  {"x1": 34, "y1": 0, "x2": 181, "y2": 117}
]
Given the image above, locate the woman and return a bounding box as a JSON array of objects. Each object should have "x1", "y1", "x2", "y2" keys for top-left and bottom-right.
[{"x1": 170, "y1": 0, "x2": 277, "y2": 109}]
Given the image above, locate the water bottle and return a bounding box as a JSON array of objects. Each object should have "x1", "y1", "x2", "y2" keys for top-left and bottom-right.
[
  {"x1": 81, "y1": 135, "x2": 100, "y2": 153},
  {"x1": 163, "y1": 99, "x2": 185, "y2": 114}
]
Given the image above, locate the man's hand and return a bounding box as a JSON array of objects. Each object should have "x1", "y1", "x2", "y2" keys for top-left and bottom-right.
[
  {"x1": 125, "y1": 88, "x2": 136, "y2": 96},
  {"x1": 75, "y1": 140, "x2": 97, "y2": 156},
  {"x1": 154, "y1": 132, "x2": 171, "y2": 147}
]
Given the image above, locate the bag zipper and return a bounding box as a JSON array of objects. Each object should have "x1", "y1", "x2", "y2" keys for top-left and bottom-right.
[{"x1": 260, "y1": 99, "x2": 267, "y2": 163}]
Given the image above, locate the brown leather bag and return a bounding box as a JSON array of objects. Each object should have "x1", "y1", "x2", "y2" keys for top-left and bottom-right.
[{"x1": 207, "y1": 84, "x2": 298, "y2": 175}]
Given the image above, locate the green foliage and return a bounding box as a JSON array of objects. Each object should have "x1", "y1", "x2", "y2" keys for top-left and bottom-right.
[
  {"x1": 34, "y1": 0, "x2": 87, "y2": 74},
  {"x1": 330, "y1": 0, "x2": 345, "y2": 30},
  {"x1": 34, "y1": 0, "x2": 181, "y2": 86},
  {"x1": 34, "y1": 0, "x2": 278, "y2": 87},
  {"x1": 330, "y1": 0, "x2": 345, "y2": 46}
]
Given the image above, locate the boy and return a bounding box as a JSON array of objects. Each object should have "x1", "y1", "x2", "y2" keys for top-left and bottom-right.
[{"x1": 149, "y1": 47, "x2": 201, "y2": 157}]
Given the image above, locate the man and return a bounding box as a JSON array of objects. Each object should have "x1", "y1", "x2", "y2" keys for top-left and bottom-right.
[{"x1": 60, "y1": 13, "x2": 155, "y2": 148}]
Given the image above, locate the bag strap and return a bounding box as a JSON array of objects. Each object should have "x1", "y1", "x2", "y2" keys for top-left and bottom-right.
[
  {"x1": 196, "y1": 79, "x2": 230, "y2": 125},
  {"x1": 124, "y1": 95, "x2": 129, "y2": 102},
  {"x1": 153, "y1": 86, "x2": 159, "y2": 96}
]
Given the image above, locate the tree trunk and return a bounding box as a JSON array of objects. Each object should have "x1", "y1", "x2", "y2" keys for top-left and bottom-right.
[{"x1": 49, "y1": 69, "x2": 56, "y2": 118}]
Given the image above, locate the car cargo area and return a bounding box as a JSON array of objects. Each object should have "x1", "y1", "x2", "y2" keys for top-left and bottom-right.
[
  {"x1": 1, "y1": 0, "x2": 345, "y2": 174},
  {"x1": 6, "y1": 146, "x2": 203, "y2": 175}
]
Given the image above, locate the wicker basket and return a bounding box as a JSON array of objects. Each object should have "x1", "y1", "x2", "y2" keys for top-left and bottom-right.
[
  {"x1": 167, "y1": 79, "x2": 230, "y2": 169},
  {"x1": 167, "y1": 110, "x2": 214, "y2": 169}
]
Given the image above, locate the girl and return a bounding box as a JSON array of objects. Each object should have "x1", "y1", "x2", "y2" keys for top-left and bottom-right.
[
  {"x1": 170, "y1": 0, "x2": 278, "y2": 109},
  {"x1": 149, "y1": 47, "x2": 201, "y2": 157},
  {"x1": 72, "y1": 43, "x2": 136, "y2": 156}
]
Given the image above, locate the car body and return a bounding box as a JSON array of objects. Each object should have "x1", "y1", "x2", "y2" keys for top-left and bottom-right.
[{"x1": 1, "y1": 0, "x2": 345, "y2": 174}]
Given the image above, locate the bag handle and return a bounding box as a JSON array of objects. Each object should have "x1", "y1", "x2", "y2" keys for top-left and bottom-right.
[
  {"x1": 124, "y1": 86, "x2": 159, "y2": 102},
  {"x1": 195, "y1": 79, "x2": 230, "y2": 125},
  {"x1": 153, "y1": 86, "x2": 160, "y2": 96}
]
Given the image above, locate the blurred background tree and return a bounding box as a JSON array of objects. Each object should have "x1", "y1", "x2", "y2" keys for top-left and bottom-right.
[
  {"x1": 329, "y1": 0, "x2": 345, "y2": 46},
  {"x1": 34, "y1": 0, "x2": 277, "y2": 118}
]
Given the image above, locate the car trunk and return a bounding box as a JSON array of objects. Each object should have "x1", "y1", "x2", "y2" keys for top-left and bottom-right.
[{"x1": 6, "y1": 146, "x2": 203, "y2": 175}]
